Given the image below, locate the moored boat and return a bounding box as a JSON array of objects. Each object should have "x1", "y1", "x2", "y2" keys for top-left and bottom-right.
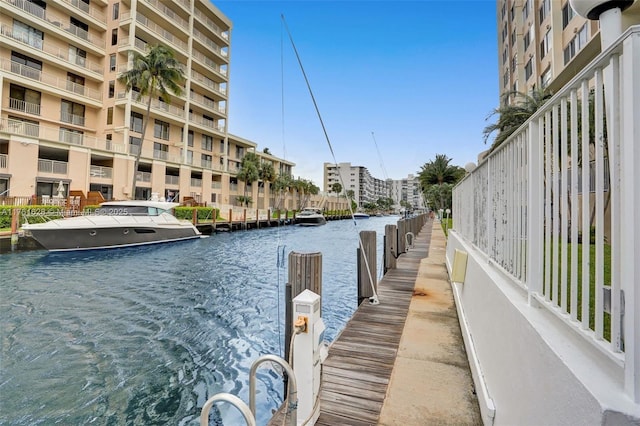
[
  {"x1": 22, "y1": 200, "x2": 202, "y2": 252},
  {"x1": 295, "y1": 207, "x2": 327, "y2": 226},
  {"x1": 353, "y1": 212, "x2": 370, "y2": 219}
]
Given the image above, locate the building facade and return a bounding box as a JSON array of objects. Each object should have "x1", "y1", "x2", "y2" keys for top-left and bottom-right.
[
  {"x1": 0, "y1": 0, "x2": 297, "y2": 210},
  {"x1": 497, "y1": 0, "x2": 640, "y2": 100},
  {"x1": 387, "y1": 174, "x2": 425, "y2": 213},
  {"x1": 323, "y1": 162, "x2": 390, "y2": 208}
]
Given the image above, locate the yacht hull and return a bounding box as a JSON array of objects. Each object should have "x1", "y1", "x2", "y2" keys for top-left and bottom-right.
[{"x1": 27, "y1": 225, "x2": 201, "y2": 252}]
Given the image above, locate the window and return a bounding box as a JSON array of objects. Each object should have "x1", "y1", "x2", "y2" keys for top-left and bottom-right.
[
  {"x1": 108, "y1": 80, "x2": 115, "y2": 98},
  {"x1": 525, "y1": 58, "x2": 533, "y2": 80},
  {"x1": 201, "y1": 154, "x2": 212, "y2": 168},
  {"x1": 503, "y1": 70, "x2": 509, "y2": 88},
  {"x1": 11, "y1": 51, "x2": 42, "y2": 79},
  {"x1": 112, "y1": 2, "x2": 119, "y2": 20},
  {"x1": 154, "y1": 120, "x2": 170, "y2": 140},
  {"x1": 202, "y1": 134, "x2": 213, "y2": 151},
  {"x1": 236, "y1": 146, "x2": 244, "y2": 158},
  {"x1": 522, "y1": 0, "x2": 530, "y2": 21},
  {"x1": 9, "y1": 84, "x2": 41, "y2": 115},
  {"x1": 511, "y1": 29, "x2": 516, "y2": 46},
  {"x1": 524, "y1": 29, "x2": 531, "y2": 51},
  {"x1": 540, "y1": 29, "x2": 551, "y2": 59},
  {"x1": 13, "y1": 20, "x2": 43, "y2": 49},
  {"x1": 109, "y1": 54, "x2": 116, "y2": 71},
  {"x1": 564, "y1": 24, "x2": 588, "y2": 64},
  {"x1": 220, "y1": 140, "x2": 225, "y2": 153},
  {"x1": 539, "y1": 0, "x2": 550, "y2": 22},
  {"x1": 111, "y1": 29, "x2": 118, "y2": 46},
  {"x1": 186, "y1": 150, "x2": 194, "y2": 164},
  {"x1": 512, "y1": 53, "x2": 517, "y2": 70},
  {"x1": 69, "y1": 45, "x2": 86, "y2": 67},
  {"x1": 541, "y1": 68, "x2": 552, "y2": 89},
  {"x1": 562, "y1": 3, "x2": 575, "y2": 29},
  {"x1": 187, "y1": 130, "x2": 194, "y2": 147},
  {"x1": 107, "y1": 107, "x2": 113, "y2": 125},
  {"x1": 106, "y1": 133, "x2": 112, "y2": 150},
  {"x1": 502, "y1": 48, "x2": 507, "y2": 64},
  {"x1": 61, "y1": 100, "x2": 85, "y2": 125},
  {"x1": 131, "y1": 112, "x2": 143, "y2": 133}
]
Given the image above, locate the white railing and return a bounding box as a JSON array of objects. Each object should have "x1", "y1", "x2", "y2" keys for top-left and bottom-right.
[
  {"x1": 193, "y1": 7, "x2": 229, "y2": 42},
  {"x1": 3, "y1": 0, "x2": 104, "y2": 47},
  {"x1": 8, "y1": 98, "x2": 41, "y2": 115},
  {"x1": 1, "y1": 24, "x2": 103, "y2": 73},
  {"x1": 60, "y1": 0, "x2": 106, "y2": 22},
  {"x1": 90, "y1": 165, "x2": 113, "y2": 178},
  {"x1": 0, "y1": 118, "x2": 126, "y2": 153},
  {"x1": 135, "y1": 13, "x2": 187, "y2": 51},
  {"x1": 136, "y1": 171, "x2": 151, "y2": 183},
  {"x1": 0, "y1": 58, "x2": 102, "y2": 101},
  {"x1": 190, "y1": 178, "x2": 202, "y2": 187},
  {"x1": 191, "y1": 69, "x2": 227, "y2": 96},
  {"x1": 142, "y1": 0, "x2": 188, "y2": 29},
  {"x1": 0, "y1": 154, "x2": 7, "y2": 169},
  {"x1": 165, "y1": 175, "x2": 180, "y2": 185},
  {"x1": 453, "y1": 26, "x2": 640, "y2": 402},
  {"x1": 38, "y1": 158, "x2": 68, "y2": 175},
  {"x1": 125, "y1": 90, "x2": 185, "y2": 118}
]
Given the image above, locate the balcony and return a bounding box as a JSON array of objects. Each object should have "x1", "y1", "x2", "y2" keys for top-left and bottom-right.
[
  {"x1": 60, "y1": 0, "x2": 106, "y2": 23},
  {"x1": 190, "y1": 178, "x2": 202, "y2": 187},
  {"x1": 192, "y1": 27, "x2": 228, "y2": 60},
  {"x1": 0, "y1": 118, "x2": 126, "y2": 153},
  {"x1": 165, "y1": 175, "x2": 180, "y2": 185},
  {"x1": 119, "y1": 90, "x2": 185, "y2": 119},
  {"x1": 8, "y1": 98, "x2": 41, "y2": 116},
  {"x1": 0, "y1": 154, "x2": 7, "y2": 169},
  {"x1": 38, "y1": 158, "x2": 68, "y2": 175},
  {"x1": 135, "y1": 171, "x2": 151, "y2": 183},
  {"x1": 188, "y1": 113, "x2": 225, "y2": 133},
  {"x1": 153, "y1": 149, "x2": 168, "y2": 161},
  {"x1": 193, "y1": 7, "x2": 229, "y2": 43},
  {"x1": 190, "y1": 69, "x2": 227, "y2": 97},
  {"x1": 135, "y1": 13, "x2": 187, "y2": 52},
  {"x1": 2, "y1": 0, "x2": 105, "y2": 48},
  {"x1": 0, "y1": 25, "x2": 102, "y2": 75},
  {"x1": 211, "y1": 181, "x2": 221, "y2": 189},
  {"x1": 141, "y1": 0, "x2": 188, "y2": 32},
  {"x1": 0, "y1": 58, "x2": 102, "y2": 103},
  {"x1": 60, "y1": 111, "x2": 86, "y2": 126},
  {"x1": 191, "y1": 49, "x2": 228, "y2": 79},
  {"x1": 90, "y1": 165, "x2": 113, "y2": 178}
]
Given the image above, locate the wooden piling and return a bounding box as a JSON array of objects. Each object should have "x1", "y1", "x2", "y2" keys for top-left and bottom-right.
[
  {"x1": 384, "y1": 224, "x2": 397, "y2": 272},
  {"x1": 357, "y1": 230, "x2": 377, "y2": 304},
  {"x1": 10, "y1": 208, "x2": 19, "y2": 251},
  {"x1": 285, "y1": 251, "x2": 322, "y2": 364}
]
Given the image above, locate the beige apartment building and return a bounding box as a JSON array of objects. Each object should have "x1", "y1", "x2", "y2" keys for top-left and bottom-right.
[
  {"x1": 497, "y1": 0, "x2": 640, "y2": 100},
  {"x1": 0, "y1": 0, "x2": 297, "y2": 209}
]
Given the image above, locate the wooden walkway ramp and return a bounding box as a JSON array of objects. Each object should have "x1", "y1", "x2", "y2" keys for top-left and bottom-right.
[{"x1": 315, "y1": 221, "x2": 433, "y2": 426}]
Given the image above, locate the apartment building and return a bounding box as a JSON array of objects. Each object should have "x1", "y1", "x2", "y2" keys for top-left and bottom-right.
[
  {"x1": 0, "y1": 0, "x2": 294, "y2": 209},
  {"x1": 388, "y1": 174, "x2": 425, "y2": 212},
  {"x1": 497, "y1": 0, "x2": 640, "y2": 100},
  {"x1": 323, "y1": 162, "x2": 389, "y2": 208}
]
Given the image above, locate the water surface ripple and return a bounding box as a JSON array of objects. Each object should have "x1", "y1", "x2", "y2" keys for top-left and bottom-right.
[{"x1": 0, "y1": 217, "x2": 396, "y2": 425}]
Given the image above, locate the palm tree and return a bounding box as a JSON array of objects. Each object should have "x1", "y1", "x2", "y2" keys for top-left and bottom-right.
[
  {"x1": 418, "y1": 154, "x2": 465, "y2": 211},
  {"x1": 331, "y1": 182, "x2": 342, "y2": 197},
  {"x1": 483, "y1": 88, "x2": 552, "y2": 152},
  {"x1": 236, "y1": 152, "x2": 260, "y2": 205},
  {"x1": 117, "y1": 45, "x2": 184, "y2": 199}
]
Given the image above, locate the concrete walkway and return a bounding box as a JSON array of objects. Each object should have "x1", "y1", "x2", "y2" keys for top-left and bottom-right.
[{"x1": 378, "y1": 221, "x2": 482, "y2": 425}]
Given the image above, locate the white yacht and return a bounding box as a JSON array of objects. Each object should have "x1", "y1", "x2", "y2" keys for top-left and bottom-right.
[
  {"x1": 23, "y1": 200, "x2": 202, "y2": 252},
  {"x1": 295, "y1": 207, "x2": 327, "y2": 226}
]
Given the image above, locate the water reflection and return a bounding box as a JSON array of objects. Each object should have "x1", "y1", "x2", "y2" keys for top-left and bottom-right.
[{"x1": 0, "y1": 217, "x2": 397, "y2": 425}]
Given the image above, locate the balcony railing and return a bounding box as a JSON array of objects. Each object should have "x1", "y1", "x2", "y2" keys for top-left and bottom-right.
[
  {"x1": 136, "y1": 171, "x2": 151, "y2": 182},
  {"x1": 38, "y1": 158, "x2": 68, "y2": 174},
  {"x1": 192, "y1": 27, "x2": 228, "y2": 59},
  {"x1": 60, "y1": 0, "x2": 106, "y2": 22},
  {"x1": 190, "y1": 69, "x2": 227, "y2": 96},
  {"x1": 135, "y1": 13, "x2": 187, "y2": 51},
  {"x1": 193, "y1": 7, "x2": 229, "y2": 41},
  {"x1": 211, "y1": 181, "x2": 221, "y2": 189},
  {"x1": 142, "y1": 0, "x2": 188, "y2": 29},
  {"x1": 1, "y1": 59, "x2": 102, "y2": 101},
  {"x1": 153, "y1": 149, "x2": 168, "y2": 161},
  {"x1": 188, "y1": 113, "x2": 225, "y2": 132},
  {"x1": 3, "y1": 0, "x2": 104, "y2": 47},
  {"x1": 90, "y1": 165, "x2": 113, "y2": 178},
  {"x1": 60, "y1": 112, "x2": 86, "y2": 126},
  {"x1": 190, "y1": 178, "x2": 202, "y2": 187},
  {"x1": 165, "y1": 175, "x2": 180, "y2": 185},
  {"x1": 0, "y1": 118, "x2": 125, "y2": 153},
  {"x1": 0, "y1": 154, "x2": 7, "y2": 169},
  {"x1": 8, "y1": 98, "x2": 41, "y2": 115},
  {"x1": 120, "y1": 90, "x2": 185, "y2": 118}
]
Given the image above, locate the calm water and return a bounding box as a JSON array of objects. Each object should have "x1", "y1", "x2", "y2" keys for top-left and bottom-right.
[{"x1": 0, "y1": 216, "x2": 397, "y2": 425}]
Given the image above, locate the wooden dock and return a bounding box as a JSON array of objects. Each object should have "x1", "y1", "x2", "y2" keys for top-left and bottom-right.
[{"x1": 316, "y1": 222, "x2": 432, "y2": 425}]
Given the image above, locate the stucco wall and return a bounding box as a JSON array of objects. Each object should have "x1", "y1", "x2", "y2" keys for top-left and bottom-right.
[{"x1": 446, "y1": 230, "x2": 640, "y2": 425}]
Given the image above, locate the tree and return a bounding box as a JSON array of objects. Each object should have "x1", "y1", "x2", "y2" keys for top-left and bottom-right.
[
  {"x1": 483, "y1": 88, "x2": 552, "y2": 152},
  {"x1": 271, "y1": 173, "x2": 293, "y2": 210},
  {"x1": 331, "y1": 182, "x2": 342, "y2": 196},
  {"x1": 237, "y1": 152, "x2": 260, "y2": 205},
  {"x1": 117, "y1": 45, "x2": 185, "y2": 199},
  {"x1": 418, "y1": 154, "x2": 465, "y2": 212},
  {"x1": 262, "y1": 147, "x2": 271, "y2": 155},
  {"x1": 258, "y1": 161, "x2": 276, "y2": 187}
]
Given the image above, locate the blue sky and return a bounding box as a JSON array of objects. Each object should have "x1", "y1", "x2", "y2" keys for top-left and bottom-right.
[{"x1": 215, "y1": 0, "x2": 498, "y2": 186}]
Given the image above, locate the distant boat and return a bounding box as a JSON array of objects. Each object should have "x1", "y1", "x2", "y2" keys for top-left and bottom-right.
[
  {"x1": 23, "y1": 200, "x2": 202, "y2": 252},
  {"x1": 353, "y1": 212, "x2": 370, "y2": 219},
  {"x1": 296, "y1": 208, "x2": 327, "y2": 226}
]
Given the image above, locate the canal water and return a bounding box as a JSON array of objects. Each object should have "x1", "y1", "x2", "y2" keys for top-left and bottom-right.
[{"x1": 0, "y1": 216, "x2": 398, "y2": 425}]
